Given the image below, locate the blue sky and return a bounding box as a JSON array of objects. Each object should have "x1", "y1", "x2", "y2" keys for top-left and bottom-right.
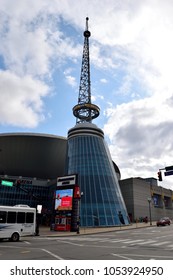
[{"x1": 1, "y1": 0, "x2": 173, "y2": 189}]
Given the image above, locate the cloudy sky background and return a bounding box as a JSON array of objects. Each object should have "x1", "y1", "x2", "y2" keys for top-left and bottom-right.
[{"x1": 0, "y1": 0, "x2": 173, "y2": 189}]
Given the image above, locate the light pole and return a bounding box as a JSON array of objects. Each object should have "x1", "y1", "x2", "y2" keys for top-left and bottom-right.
[
  {"x1": 147, "y1": 197, "x2": 152, "y2": 225},
  {"x1": 77, "y1": 191, "x2": 83, "y2": 234}
]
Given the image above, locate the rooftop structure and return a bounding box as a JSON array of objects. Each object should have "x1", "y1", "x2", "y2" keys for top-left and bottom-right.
[
  {"x1": 0, "y1": 133, "x2": 66, "y2": 179},
  {"x1": 73, "y1": 17, "x2": 99, "y2": 123}
]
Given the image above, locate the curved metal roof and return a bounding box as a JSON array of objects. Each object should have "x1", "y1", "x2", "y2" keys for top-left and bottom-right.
[{"x1": 0, "y1": 133, "x2": 67, "y2": 179}]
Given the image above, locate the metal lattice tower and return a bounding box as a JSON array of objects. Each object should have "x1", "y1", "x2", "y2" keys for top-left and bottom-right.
[{"x1": 73, "y1": 17, "x2": 100, "y2": 123}]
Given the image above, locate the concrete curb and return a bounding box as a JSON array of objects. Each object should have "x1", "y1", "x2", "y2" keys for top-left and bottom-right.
[{"x1": 38, "y1": 222, "x2": 156, "y2": 238}]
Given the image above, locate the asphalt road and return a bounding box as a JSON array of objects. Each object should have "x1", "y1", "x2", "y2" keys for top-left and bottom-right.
[{"x1": 1, "y1": 225, "x2": 173, "y2": 260}]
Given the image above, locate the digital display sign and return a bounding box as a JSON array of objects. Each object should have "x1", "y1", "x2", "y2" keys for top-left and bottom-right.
[{"x1": 55, "y1": 189, "x2": 73, "y2": 211}]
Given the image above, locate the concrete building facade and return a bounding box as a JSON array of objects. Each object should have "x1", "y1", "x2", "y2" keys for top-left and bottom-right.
[{"x1": 120, "y1": 177, "x2": 173, "y2": 223}]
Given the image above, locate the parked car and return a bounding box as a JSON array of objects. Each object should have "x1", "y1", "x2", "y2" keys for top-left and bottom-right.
[{"x1": 156, "y1": 217, "x2": 171, "y2": 226}]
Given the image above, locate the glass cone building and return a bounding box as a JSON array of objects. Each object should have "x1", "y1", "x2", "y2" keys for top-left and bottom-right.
[{"x1": 66, "y1": 122, "x2": 130, "y2": 227}]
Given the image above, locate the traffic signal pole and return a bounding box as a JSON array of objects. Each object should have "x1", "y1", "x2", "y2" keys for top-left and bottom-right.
[{"x1": 157, "y1": 165, "x2": 173, "y2": 181}]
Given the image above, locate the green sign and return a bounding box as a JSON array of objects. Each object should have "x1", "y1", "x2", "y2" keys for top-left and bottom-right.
[{"x1": 1, "y1": 180, "x2": 14, "y2": 187}]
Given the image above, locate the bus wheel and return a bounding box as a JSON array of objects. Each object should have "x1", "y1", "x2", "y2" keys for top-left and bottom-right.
[{"x1": 10, "y1": 232, "x2": 19, "y2": 242}]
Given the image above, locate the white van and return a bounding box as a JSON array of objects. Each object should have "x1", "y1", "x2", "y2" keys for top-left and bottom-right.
[{"x1": 0, "y1": 205, "x2": 36, "y2": 241}]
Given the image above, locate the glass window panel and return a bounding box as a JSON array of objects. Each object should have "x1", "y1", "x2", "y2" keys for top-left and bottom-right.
[
  {"x1": 0, "y1": 211, "x2": 7, "y2": 223},
  {"x1": 17, "y1": 212, "x2": 25, "y2": 223},
  {"x1": 7, "y1": 212, "x2": 16, "y2": 223},
  {"x1": 26, "y1": 212, "x2": 34, "y2": 223}
]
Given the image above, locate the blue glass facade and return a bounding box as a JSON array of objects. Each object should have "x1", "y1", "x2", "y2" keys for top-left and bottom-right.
[
  {"x1": 66, "y1": 123, "x2": 130, "y2": 227},
  {"x1": 0, "y1": 179, "x2": 53, "y2": 210}
]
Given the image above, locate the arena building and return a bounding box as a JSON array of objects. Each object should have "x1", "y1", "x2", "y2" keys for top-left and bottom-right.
[
  {"x1": 0, "y1": 133, "x2": 67, "y2": 223},
  {"x1": 0, "y1": 132, "x2": 67, "y2": 179},
  {"x1": 1, "y1": 132, "x2": 173, "y2": 227}
]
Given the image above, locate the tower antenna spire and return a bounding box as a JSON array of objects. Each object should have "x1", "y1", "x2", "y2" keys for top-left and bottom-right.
[{"x1": 73, "y1": 17, "x2": 100, "y2": 123}]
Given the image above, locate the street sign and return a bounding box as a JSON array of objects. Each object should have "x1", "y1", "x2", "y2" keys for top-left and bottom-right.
[
  {"x1": 165, "y1": 165, "x2": 173, "y2": 171},
  {"x1": 164, "y1": 170, "x2": 173, "y2": 176},
  {"x1": 1, "y1": 180, "x2": 14, "y2": 187}
]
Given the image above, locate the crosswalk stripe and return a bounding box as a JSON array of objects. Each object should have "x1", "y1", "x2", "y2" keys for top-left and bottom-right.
[
  {"x1": 110, "y1": 239, "x2": 131, "y2": 243},
  {"x1": 136, "y1": 240, "x2": 156, "y2": 245},
  {"x1": 56, "y1": 237, "x2": 173, "y2": 249},
  {"x1": 152, "y1": 241, "x2": 170, "y2": 246},
  {"x1": 123, "y1": 239, "x2": 144, "y2": 244}
]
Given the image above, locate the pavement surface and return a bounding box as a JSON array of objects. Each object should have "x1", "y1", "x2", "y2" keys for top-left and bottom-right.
[{"x1": 39, "y1": 221, "x2": 156, "y2": 237}]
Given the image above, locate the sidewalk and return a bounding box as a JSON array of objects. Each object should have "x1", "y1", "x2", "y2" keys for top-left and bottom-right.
[{"x1": 39, "y1": 222, "x2": 156, "y2": 237}]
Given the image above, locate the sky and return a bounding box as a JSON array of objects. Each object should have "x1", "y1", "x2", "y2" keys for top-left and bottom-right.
[{"x1": 0, "y1": 0, "x2": 173, "y2": 189}]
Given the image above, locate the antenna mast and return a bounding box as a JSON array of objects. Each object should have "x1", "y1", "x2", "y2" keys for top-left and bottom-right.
[{"x1": 73, "y1": 17, "x2": 100, "y2": 123}]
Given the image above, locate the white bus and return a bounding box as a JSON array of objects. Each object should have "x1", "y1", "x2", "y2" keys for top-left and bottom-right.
[{"x1": 0, "y1": 205, "x2": 36, "y2": 241}]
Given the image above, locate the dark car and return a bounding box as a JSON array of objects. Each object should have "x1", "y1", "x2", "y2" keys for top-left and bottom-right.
[{"x1": 156, "y1": 217, "x2": 171, "y2": 226}]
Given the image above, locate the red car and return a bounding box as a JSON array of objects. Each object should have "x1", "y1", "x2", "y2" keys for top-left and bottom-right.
[{"x1": 156, "y1": 217, "x2": 171, "y2": 226}]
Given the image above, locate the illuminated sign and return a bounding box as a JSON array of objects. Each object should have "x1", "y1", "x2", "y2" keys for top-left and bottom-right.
[
  {"x1": 55, "y1": 189, "x2": 73, "y2": 211},
  {"x1": 1, "y1": 180, "x2": 13, "y2": 187}
]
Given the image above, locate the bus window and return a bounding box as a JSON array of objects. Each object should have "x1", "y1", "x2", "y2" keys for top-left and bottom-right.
[
  {"x1": 17, "y1": 212, "x2": 25, "y2": 223},
  {"x1": 7, "y1": 212, "x2": 16, "y2": 223},
  {"x1": 0, "y1": 211, "x2": 7, "y2": 223},
  {"x1": 26, "y1": 212, "x2": 34, "y2": 223}
]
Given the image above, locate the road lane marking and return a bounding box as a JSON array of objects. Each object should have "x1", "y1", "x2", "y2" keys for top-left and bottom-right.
[
  {"x1": 57, "y1": 240, "x2": 84, "y2": 247},
  {"x1": 111, "y1": 239, "x2": 131, "y2": 243},
  {"x1": 111, "y1": 253, "x2": 132, "y2": 260},
  {"x1": 41, "y1": 249, "x2": 64, "y2": 260},
  {"x1": 24, "y1": 241, "x2": 31, "y2": 245},
  {"x1": 114, "y1": 253, "x2": 173, "y2": 259},
  {"x1": 123, "y1": 239, "x2": 144, "y2": 244},
  {"x1": 136, "y1": 240, "x2": 156, "y2": 245},
  {"x1": 152, "y1": 241, "x2": 170, "y2": 246},
  {"x1": 155, "y1": 234, "x2": 173, "y2": 239}
]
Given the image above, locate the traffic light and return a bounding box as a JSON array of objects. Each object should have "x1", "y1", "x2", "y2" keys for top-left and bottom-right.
[{"x1": 157, "y1": 171, "x2": 162, "y2": 181}]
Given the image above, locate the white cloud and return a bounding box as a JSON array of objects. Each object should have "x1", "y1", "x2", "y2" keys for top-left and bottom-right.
[
  {"x1": 100, "y1": 78, "x2": 108, "y2": 84},
  {"x1": 0, "y1": 0, "x2": 82, "y2": 128},
  {"x1": 0, "y1": 70, "x2": 48, "y2": 127},
  {"x1": 1, "y1": 27, "x2": 53, "y2": 77},
  {"x1": 65, "y1": 75, "x2": 77, "y2": 88},
  {"x1": 104, "y1": 94, "x2": 173, "y2": 188},
  {"x1": 63, "y1": 68, "x2": 78, "y2": 88}
]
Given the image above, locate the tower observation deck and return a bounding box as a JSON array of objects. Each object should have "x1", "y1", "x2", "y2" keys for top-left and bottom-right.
[{"x1": 73, "y1": 17, "x2": 100, "y2": 123}]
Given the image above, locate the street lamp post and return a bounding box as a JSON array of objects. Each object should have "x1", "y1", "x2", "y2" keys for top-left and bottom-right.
[
  {"x1": 77, "y1": 191, "x2": 83, "y2": 234},
  {"x1": 147, "y1": 197, "x2": 152, "y2": 225}
]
